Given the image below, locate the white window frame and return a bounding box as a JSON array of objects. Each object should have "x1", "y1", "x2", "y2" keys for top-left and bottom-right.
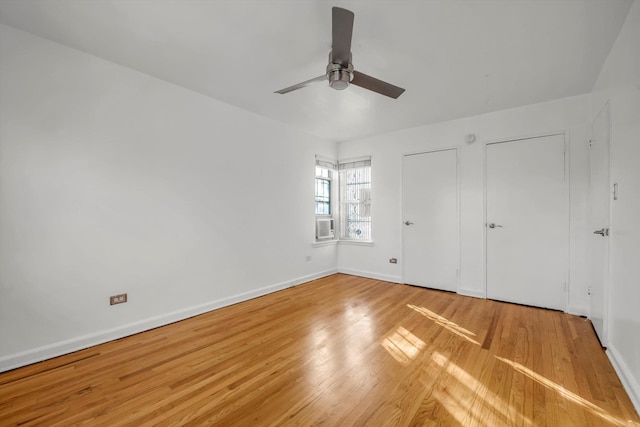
[{"x1": 315, "y1": 157, "x2": 337, "y2": 242}]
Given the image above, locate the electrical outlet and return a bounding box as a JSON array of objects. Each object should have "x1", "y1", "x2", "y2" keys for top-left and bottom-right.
[
  {"x1": 110, "y1": 293, "x2": 127, "y2": 305},
  {"x1": 389, "y1": 258, "x2": 398, "y2": 264}
]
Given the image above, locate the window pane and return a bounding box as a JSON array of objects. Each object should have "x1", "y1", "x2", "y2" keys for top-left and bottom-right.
[
  {"x1": 340, "y1": 164, "x2": 371, "y2": 240},
  {"x1": 315, "y1": 177, "x2": 331, "y2": 215}
]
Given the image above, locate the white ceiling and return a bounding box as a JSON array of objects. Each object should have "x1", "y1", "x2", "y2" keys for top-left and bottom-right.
[{"x1": 0, "y1": 0, "x2": 633, "y2": 142}]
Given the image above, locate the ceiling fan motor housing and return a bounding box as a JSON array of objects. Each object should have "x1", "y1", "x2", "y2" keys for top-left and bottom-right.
[{"x1": 327, "y1": 51, "x2": 353, "y2": 90}]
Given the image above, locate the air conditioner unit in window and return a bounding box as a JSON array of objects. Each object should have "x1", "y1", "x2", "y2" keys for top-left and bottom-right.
[{"x1": 316, "y1": 218, "x2": 335, "y2": 240}]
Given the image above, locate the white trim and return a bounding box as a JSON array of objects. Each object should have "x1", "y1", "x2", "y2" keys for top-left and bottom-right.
[
  {"x1": 567, "y1": 305, "x2": 590, "y2": 317},
  {"x1": 402, "y1": 145, "x2": 460, "y2": 157},
  {"x1": 0, "y1": 269, "x2": 338, "y2": 373},
  {"x1": 565, "y1": 131, "x2": 572, "y2": 313},
  {"x1": 315, "y1": 154, "x2": 337, "y2": 165},
  {"x1": 338, "y1": 155, "x2": 372, "y2": 164},
  {"x1": 338, "y1": 240, "x2": 374, "y2": 247},
  {"x1": 603, "y1": 100, "x2": 613, "y2": 346},
  {"x1": 482, "y1": 138, "x2": 488, "y2": 299},
  {"x1": 338, "y1": 268, "x2": 401, "y2": 284},
  {"x1": 457, "y1": 288, "x2": 485, "y2": 299},
  {"x1": 607, "y1": 344, "x2": 640, "y2": 415},
  {"x1": 482, "y1": 129, "x2": 569, "y2": 146},
  {"x1": 456, "y1": 147, "x2": 462, "y2": 294}
]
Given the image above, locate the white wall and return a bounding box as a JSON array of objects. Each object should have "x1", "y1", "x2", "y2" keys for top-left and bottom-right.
[
  {"x1": 591, "y1": 0, "x2": 640, "y2": 410},
  {"x1": 0, "y1": 25, "x2": 337, "y2": 371},
  {"x1": 338, "y1": 94, "x2": 591, "y2": 314}
]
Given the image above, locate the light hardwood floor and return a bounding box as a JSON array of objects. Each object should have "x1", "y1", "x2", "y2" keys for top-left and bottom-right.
[{"x1": 0, "y1": 274, "x2": 638, "y2": 426}]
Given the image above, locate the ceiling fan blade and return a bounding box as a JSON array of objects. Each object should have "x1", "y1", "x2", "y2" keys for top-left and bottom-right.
[
  {"x1": 351, "y1": 71, "x2": 405, "y2": 99},
  {"x1": 332, "y1": 7, "x2": 354, "y2": 65},
  {"x1": 274, "y1": 75, "x2": 327, "y2": 95}
]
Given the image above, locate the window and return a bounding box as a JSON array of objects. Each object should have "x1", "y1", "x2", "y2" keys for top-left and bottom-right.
[
  {"x1": 315, "y1": 157, "x2": 337, "y2": 241},
  {"x1": 315, "y1": 166, "x2": 332, "y2": 215},
  {"x1": 339, "y1": 158, "x2": 372, "y2": 240}
]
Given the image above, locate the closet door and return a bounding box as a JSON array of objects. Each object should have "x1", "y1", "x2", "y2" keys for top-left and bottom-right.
[
  {"x1": 402, "y1": 148, "x2": 459, "y2": 291},
  {"x1": 486, "y1": 134, "x2": 568, "y2": 310}
]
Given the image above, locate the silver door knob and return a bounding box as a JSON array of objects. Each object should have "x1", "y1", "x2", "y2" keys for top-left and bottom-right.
[
  {"x1": 593, "y1": 228, "x2": 609, "y2": 236},
  {"x1": 404, "y1": 221, "x2": 414, "y2": 226},
  {"x1": 488, "y1": 223, "x2": 503, "y2": 228}
]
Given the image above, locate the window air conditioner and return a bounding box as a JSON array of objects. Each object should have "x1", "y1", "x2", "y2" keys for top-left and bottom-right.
[{"x1": 316, "y1": 218, "x2": 335, "y2": 240}]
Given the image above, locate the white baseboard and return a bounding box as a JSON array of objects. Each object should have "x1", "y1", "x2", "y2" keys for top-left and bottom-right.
[
  {"x1": 0, "y1": 268, "x2": 338, "y2": 373},
  {"x1": 338, "y1": 268, "x2": 402, "y2": 284},
  {"x1": 567, "y1": 305, "x2": 589, "y2": 317},
  {"x1": 607, "y1": 344, "x2": 640, "y2": 415},
  {"x1": 457, "y1": 287, "x2": 485, "y2": 299}
]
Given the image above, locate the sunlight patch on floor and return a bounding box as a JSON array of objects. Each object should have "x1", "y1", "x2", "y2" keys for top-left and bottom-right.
[
  {"x1": 495, "y1": 356, "x2": 634, "y2": 426},
  {"x1": 381, "y1": 326, "x2": 426, "y2": 366},
  {"x1": 431, "y1": 351, "x2": 533, "y2": 426},
  {"x1": 407, "y1": 304, "x2": 481, "y2": 345}
]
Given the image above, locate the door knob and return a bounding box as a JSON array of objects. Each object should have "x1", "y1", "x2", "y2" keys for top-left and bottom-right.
[
  {"x1": 488, "y1": 223, "x2": 503, "y2": 229},
  {"x1": 593, "y1": 228, "x2": 609, "y2": 236},
  {"x1": 404, "y1": 221, "x2": 414, "y2": 226}
]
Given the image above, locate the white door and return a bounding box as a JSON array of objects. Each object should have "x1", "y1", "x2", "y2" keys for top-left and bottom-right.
[
  {"x1": 589, "y1": 103, "x2": 611, "y2": 346},
  {"x1": 402, "y1": 149, "x2": 459, "y2": 291},
  {"x1": 486, "y1": 134, "x2": 568, "y2": 310}
]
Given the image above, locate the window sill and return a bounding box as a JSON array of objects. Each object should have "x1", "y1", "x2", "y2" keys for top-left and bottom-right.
[
  {"x1": 312, "y1": 240, "x2": 338, "y2": 247},
  {"x1": 338, "y1": 240, "x2": 374, "y2": 247},
  {"x1": 312, "y1": 239, "x2": 374, "y2": 247}
]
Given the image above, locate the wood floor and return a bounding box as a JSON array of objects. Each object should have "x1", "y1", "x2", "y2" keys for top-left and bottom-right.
[{"x1": 0, "y1": 274, "x2": 638, "y2": 426}]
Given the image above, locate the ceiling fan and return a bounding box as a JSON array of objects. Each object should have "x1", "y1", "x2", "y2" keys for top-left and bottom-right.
[{"x1": 275, "y1": 7, "x2": 405, "y2": 99}]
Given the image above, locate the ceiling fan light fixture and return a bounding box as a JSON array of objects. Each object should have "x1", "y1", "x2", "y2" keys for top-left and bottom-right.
[
  {"x1": 326, "y1": 56, "x2": 354, "y2": 91},
  {"x1": 328, "y1": 69, "x2": 351, "y2": 90}
]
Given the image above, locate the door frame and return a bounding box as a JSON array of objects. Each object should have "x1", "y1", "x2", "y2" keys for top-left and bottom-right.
[
  {"x1": 483, "y1": 131, "x2": 570, "y2": 310},
  {"x1": 589, "y1": 100, "x2": 612, "y2": 346},
  {"x1": 401, "y1": 146, "x2": 461, "y2": 290}
]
